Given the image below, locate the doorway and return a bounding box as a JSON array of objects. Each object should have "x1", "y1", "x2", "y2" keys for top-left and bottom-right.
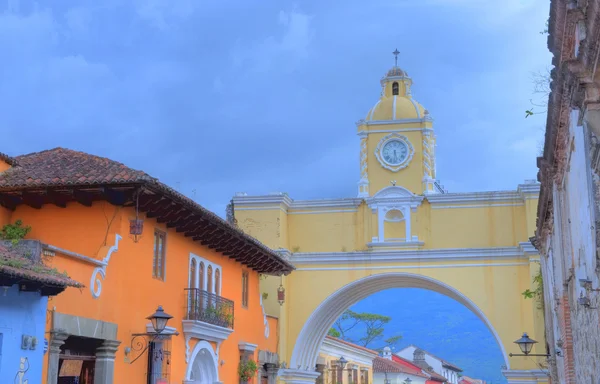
[{"x1": 57, "y1": 336, "x2": 103, "y2": 384}]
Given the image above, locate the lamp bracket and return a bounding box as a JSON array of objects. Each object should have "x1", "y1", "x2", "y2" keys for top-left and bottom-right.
[
  {"x1": 509, "y1": 353, "x2": 550, "y2": 357},
  {"x1": 126, "y1": 332, "x2": 169, "y2": 364}
]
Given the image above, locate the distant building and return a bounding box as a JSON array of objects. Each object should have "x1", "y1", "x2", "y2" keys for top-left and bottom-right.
[
  {"x1": 0, "y1": 240, "x2": 81, "y2": 384},
  {"x1": 458, "y1": 376, "x2": 486, "y2": 384},
  {"x1": 373, "y1": 347, "x2": 432, "y2": 384},
  {"x1": 316, "y1": 336, "x2": 378, "y2": 384},
  {"x1": 396, "y1": 345, "x2": 462, "y2": 384}
]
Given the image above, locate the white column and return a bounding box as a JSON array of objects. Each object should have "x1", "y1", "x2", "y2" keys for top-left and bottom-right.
[
  {"x1": 404, "y1": 207, "x2": 411, "y2": 242},
  {"x1": 378, "y1": 207, "x2": 385, "y2": 242}
]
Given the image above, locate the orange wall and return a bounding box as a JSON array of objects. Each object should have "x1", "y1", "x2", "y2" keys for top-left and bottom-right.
[
  {"x1": 0, "y1": 206, "x2": 10, "y2": 227},
  {"x1": 9, "y1": 201, "x2": 277, "y2": 383},
  {"x1": 0, "y1": 160, "x2": 11, "y2": 173}
]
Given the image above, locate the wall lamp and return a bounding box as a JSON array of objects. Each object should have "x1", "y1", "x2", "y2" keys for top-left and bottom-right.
[
  {"x1": 508, "y1": 332, "x2": 550, "y2": 357},
  {"x1": 125, "y1": 306, "x2": 173, "y2": 364}
]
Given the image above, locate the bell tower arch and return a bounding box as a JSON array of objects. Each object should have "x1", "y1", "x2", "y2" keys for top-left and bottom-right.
[{"x1": 356, "y1": 50, "x2": 441, "y2": 197}]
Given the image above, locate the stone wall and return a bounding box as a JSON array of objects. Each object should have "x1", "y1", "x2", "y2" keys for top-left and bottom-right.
[{"x1": 535, "y1": 0, "x2": 600, "y2": 382}]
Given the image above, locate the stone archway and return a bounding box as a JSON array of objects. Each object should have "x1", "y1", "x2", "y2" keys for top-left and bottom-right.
[
  {"x1": 185, "y1": 340, "x2": 219, "y2": 384},
  {"x1": 281, "y1": 273, "x2": 510, "y2": 383}
]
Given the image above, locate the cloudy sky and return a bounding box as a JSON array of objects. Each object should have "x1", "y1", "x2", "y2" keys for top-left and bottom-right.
[{"x1": 1, "y1": 0, "x2": 551, "y2": 216}]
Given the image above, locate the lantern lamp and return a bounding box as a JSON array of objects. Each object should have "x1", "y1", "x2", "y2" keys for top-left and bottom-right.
[
  {"x1": 147, "y1": 305, "x2": 173, "y2": 334},
  {"x1": 509, "y1": 332, "x2": 549, "y2": 357}
]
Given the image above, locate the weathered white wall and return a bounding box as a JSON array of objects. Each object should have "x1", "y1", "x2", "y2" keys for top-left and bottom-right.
[{"x1": 541, "y1": 109, "x2": 600, "y2": 383}]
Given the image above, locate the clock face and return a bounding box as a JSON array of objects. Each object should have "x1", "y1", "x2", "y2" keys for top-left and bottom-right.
[{"x1": 381, "y1": 140, "x2": 408, "y2": 165}]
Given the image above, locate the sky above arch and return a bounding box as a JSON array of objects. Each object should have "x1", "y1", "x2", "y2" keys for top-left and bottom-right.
[{"x1": 1, "y1": 0, "x2": 551, "y2": 216}]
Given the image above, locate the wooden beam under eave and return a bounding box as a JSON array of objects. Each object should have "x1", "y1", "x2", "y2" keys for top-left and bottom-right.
[
  {"x1": 21, "y1": 192, "x2": 43, "y2": 209},
  {"x1": 72, "y1": 190, "x2": 93, "y2": 207},
  {"x1": 0, "y1": 194, "x2": 19, "y2": 210},
  {"x1": 46, "y1": 191, "x2": 69, "y2": 208}
]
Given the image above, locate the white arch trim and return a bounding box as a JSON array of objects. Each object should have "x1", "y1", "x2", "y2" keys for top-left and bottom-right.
[
  {"x1": 185, "y1": 340, "x2": 219, "y2": 383},
  {"x1": 289, "y1": 272, "x2": 510, "y2": 371}
]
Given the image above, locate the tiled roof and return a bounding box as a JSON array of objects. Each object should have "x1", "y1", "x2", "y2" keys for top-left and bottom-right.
[
  {"x1": 390, "y1": 355, "x2": 428, "y2": 377},
  {"x1": 0, "y1": 148, "x2": 294, "y2": 275},
  {"x1": 325, "y1": 336, "x2": 379, "y2": 356},
  {"x1": 373, "y1": 357, "x2": 408, "y2": 374},
  {"x1": 374, "y1": 357, "x2": 432, "y2": 378},
  {"x1": 0, "y1": 147, "x2": 153, "y2": 189},
  {"x1": 0, "y1": 152, "x2": 17, "y2": 166},
  {"x1": 0, "y1": 242, "x2": 82, "y2": 291},
  {"x1": 427, "y1": 371, "x2": 449, "y2": 382}
]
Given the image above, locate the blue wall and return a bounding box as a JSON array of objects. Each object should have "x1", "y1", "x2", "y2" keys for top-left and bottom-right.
[{"x1": 0, "y1": 284, "x2": 48, "y2": 384}]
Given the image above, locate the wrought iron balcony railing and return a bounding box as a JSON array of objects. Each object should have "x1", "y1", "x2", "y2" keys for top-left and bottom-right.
[{"x1": 184, "y1": 288, "x2": 234, "y2": 329}]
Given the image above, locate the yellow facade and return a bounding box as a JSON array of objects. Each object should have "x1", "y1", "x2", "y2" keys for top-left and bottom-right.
[
  {"x1": 233, "y1": 61, "x2": 547, "y2": 383},
  {"x1": 317, "y1": 336, "x2": 377, "y2": 384}
]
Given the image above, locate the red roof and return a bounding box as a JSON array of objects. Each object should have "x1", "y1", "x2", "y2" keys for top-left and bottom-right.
[
  {"x1": 0, "y1": 148, "x2": 295, "y2": 275},
  {"x1": 0, "y1": 152, "x2": 17, "y2": 166},
  {"x1": 390, "y1": 355, "x2": 428, "y2": 377},
  {"x1": 324, "y1": 336, "x2": 379, "y2": 356},
  {"x1": 373, "y1": 357, "x2": 430, "y2": 377}
]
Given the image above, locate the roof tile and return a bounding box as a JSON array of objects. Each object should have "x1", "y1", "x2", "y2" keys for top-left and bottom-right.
[{"x1": 0, "y1": 242, "x2": 82, "y2": 289}]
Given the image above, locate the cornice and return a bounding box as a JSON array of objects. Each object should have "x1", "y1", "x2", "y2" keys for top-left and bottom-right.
[
  {"x1": 427, "y1": 183, "x2": 540, "y2": 205},
  {"x1": 367, "y1": 241, "x2": 425, "y2": 249},
  {"x1": 291, "y1": 245, "x2": 539, "y2": 265},
  {"x1": 502, "y1": 369, "x2": 549, "y2": 379},
  {"x1": 182, "y1": 320, "x2": 233, "y2": 344},
  {"x1": 234, "y1": 183, "x2": 539, "y2": 212},
  {"x1": 234, "y1": 194, "x2": 363, "y2": 211},
  {"x1": 321, "y1": 338, "x2": 378, "y2": 366}
]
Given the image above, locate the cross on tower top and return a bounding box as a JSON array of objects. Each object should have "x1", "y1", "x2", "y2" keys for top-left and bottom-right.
[{"x1": 392, "y1": 48, "x2": 400, "y2": 67}]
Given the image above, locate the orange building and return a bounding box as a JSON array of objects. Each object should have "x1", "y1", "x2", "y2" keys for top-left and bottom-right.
[{"x1": 0, "y1": 148, "x2": 294, "y2": 384}]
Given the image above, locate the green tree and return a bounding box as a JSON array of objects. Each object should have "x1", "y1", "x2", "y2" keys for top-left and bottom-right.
[{"x1": 327, "y1": 309, "x2": 402, "y2": 350}]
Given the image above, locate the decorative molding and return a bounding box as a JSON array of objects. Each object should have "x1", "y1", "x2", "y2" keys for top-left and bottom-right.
[
  {"x1": 296, "y1": 262, "x2": 529, "y2": 272},
  {"x1": 374, "y1": 133, "x2": 414, "y2": 172},
  {"x1": 189, "y1": 253, "x2": 222, "y2": 293},
  {"x1": 427, "y1": 183, "x2": 540, "y2": 205},
  {"x1": 291, "y1": 245, "x2": 538, "y2": 265},
  {"x1": 90, "y1": 234, "x2": 121, "y2": 299},
  {"x1": 182, "y1": 320, "x2": 233, "y2": 345},
  {"x1": 501, "y1": 369, "x2": 549, "y2": 380},
  {"x1": 278, "y1": 368, "x2": 321, "y2": 383},
  {"x1": 367, "y1": 241, "x2": 424, "y2": 249},
  {"x1": 233, "y1": 195, "x2": 363, "y2": 212},
  {"x1": 145, "y1": 323, "x2": 179, "y2": 335},
  {"x1": 239, "y1": 342, "x2": 259, "y2": 353},
  {"x1": 43, "y1": 244, "x2": 105, "y2": 267},
  {"x1": 367, "y1": 186, "x2": 424, "y2": 208},
  {"x1": 233, "y1": 182, "x2": 539, "y2": 212},
  {"x1": 321, "y1": 337, "x2": 378, "y2": 366},
  {"x1": 185, "y1": 340, "x2": 219, "y2": 382}
]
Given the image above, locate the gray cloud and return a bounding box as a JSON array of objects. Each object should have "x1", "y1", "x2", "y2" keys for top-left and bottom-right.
[{"x1": 1, "y1": 0, "x2": 551, "y2": 216}]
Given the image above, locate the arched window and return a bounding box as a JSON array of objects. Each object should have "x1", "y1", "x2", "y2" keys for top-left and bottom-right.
[
  {"x1": 215, "y1": 269, "x2": 221, "y2": 296},
  {"x1": 207, "y1": 265, "x2": 213, "y2": 294},
  {"x1": 199, "y1": 262, "x2": 205, "y2": 291},
  {"x1": 190, "y1": 259, "x2": 197, "y2": 289},
  {"x1": 392, "y1": 82, "x2": 399, "y2": 95}
]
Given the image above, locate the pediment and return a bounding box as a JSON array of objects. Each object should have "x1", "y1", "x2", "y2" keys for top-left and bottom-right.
[{"x1": 372, "y1": 186, "x2": 416, "y2": 199}]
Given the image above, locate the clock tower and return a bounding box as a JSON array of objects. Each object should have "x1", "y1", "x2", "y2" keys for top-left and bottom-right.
[{"x1": 356, "y1": 51, "x2": 441, "y2": 197}]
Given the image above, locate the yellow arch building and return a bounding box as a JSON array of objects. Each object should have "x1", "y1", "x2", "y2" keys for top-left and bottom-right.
[{"x1": 232, "y1": 58, "x2": 548, "y2": 384}]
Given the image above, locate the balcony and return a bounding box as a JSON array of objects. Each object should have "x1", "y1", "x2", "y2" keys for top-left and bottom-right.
[{"x1": 184, "y1": 288, "x2": 234, "y2": 329}]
